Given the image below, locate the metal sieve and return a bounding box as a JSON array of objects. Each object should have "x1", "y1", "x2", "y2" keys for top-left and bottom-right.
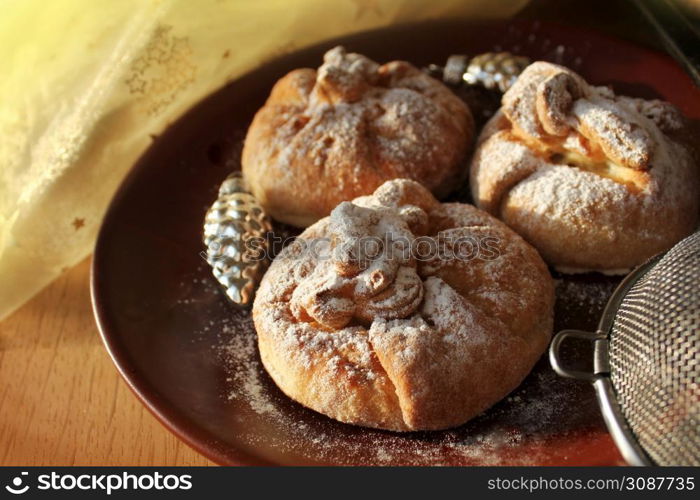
[{"x1": 550, "y1": 230, "x2": 700, "y2": 466}]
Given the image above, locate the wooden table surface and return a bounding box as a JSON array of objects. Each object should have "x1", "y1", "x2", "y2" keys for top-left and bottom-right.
[{"x1": 0, "y1": 258, "x2": 212, "y2": 466}]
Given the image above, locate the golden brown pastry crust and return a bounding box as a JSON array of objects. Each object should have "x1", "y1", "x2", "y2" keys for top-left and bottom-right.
[
  {"x1": 470, "y1": 62, "x2": 700, "y2": 273},
  {"x1": 242, "y1": 46, "x2": 474, "y2": 227},
  {"x1": 253, "y1": 179, "x2": 553, "y2": 431}
]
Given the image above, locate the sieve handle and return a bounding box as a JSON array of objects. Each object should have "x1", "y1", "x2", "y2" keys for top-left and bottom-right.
[{"x1": 549, "y1": 329, "x2": 608, "y2": 382}]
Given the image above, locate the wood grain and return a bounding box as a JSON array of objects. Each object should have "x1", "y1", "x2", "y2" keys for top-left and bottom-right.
[{"x1": 0, "y1": 258, "x2": 212, "y2": 466}]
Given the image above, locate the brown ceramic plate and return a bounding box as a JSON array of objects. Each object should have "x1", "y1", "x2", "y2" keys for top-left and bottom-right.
[{"x1": 91, "y1": 19, "x2": 700, "y2": 466}]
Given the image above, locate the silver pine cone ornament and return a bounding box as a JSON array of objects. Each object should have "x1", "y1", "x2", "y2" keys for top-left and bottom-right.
[
  {"x1": 203, "y1": 173, "x2": 271, "y2": 306},
  {"x1": 429, "y1": 52, "x2": 530, "y2": 92}
]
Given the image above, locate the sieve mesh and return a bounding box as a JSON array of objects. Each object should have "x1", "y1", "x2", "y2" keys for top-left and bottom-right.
[{"x1": 609, "y1": 231, "x2": 700, "y2": 466}]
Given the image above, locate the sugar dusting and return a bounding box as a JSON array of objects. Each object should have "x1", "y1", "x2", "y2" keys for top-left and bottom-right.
[
  {"x1": 251, "y1": 180, "x2": 556, "y2": 433},
  {"x1": 217, "y1": 315, "x2": 280, "y2": 418},
  {"x1": 203, "y1": 270, "x2": 614, "y2": 465},
  {"x1": 188, "y1": 39, "x2": 629, "y2": 465},
  {"x1": 472, "y1": 61, "x2": 697, "y2": 272},
  {"x1": 242, "y1": 45, "x2": 473, "y2": 222},
  {"x1": 187, "y1": 184, "x2": 620, "y2": 465}
]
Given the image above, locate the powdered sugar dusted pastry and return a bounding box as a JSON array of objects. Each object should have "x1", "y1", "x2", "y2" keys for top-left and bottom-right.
[
  {"x1": 242, "y1": 46, "x2": 474, "y2": 227},
  {"x1": 470, "y1": 61, "x2": 699, "y2": 273},
  {"x1": 253, "y1": 179, "x2": 553, "y2": 431}
]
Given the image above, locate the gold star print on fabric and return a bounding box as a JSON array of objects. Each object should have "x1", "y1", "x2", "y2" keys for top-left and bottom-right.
[
  {"x1": 351, "y1": 0, "x2": 383, "y2": 19},
  {"x1": 123, "y1": 24, "x2": 197, "y2": 116}
]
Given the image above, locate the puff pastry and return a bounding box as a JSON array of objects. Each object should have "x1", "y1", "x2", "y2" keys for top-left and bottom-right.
[
  {"x1": 242, "y1": 46, "x2": 474, "y2": 227},
  {"x1": 470, "y1": 61, "x2": 699, "y2": 273},
  {"x1": 253, "y1": 179, "x2": 553, "y2": 431}
]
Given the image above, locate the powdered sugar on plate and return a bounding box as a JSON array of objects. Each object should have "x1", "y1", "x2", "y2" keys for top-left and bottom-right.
[{"x1": 202, "y1": 270, "x2": 618, "y2": 465}]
